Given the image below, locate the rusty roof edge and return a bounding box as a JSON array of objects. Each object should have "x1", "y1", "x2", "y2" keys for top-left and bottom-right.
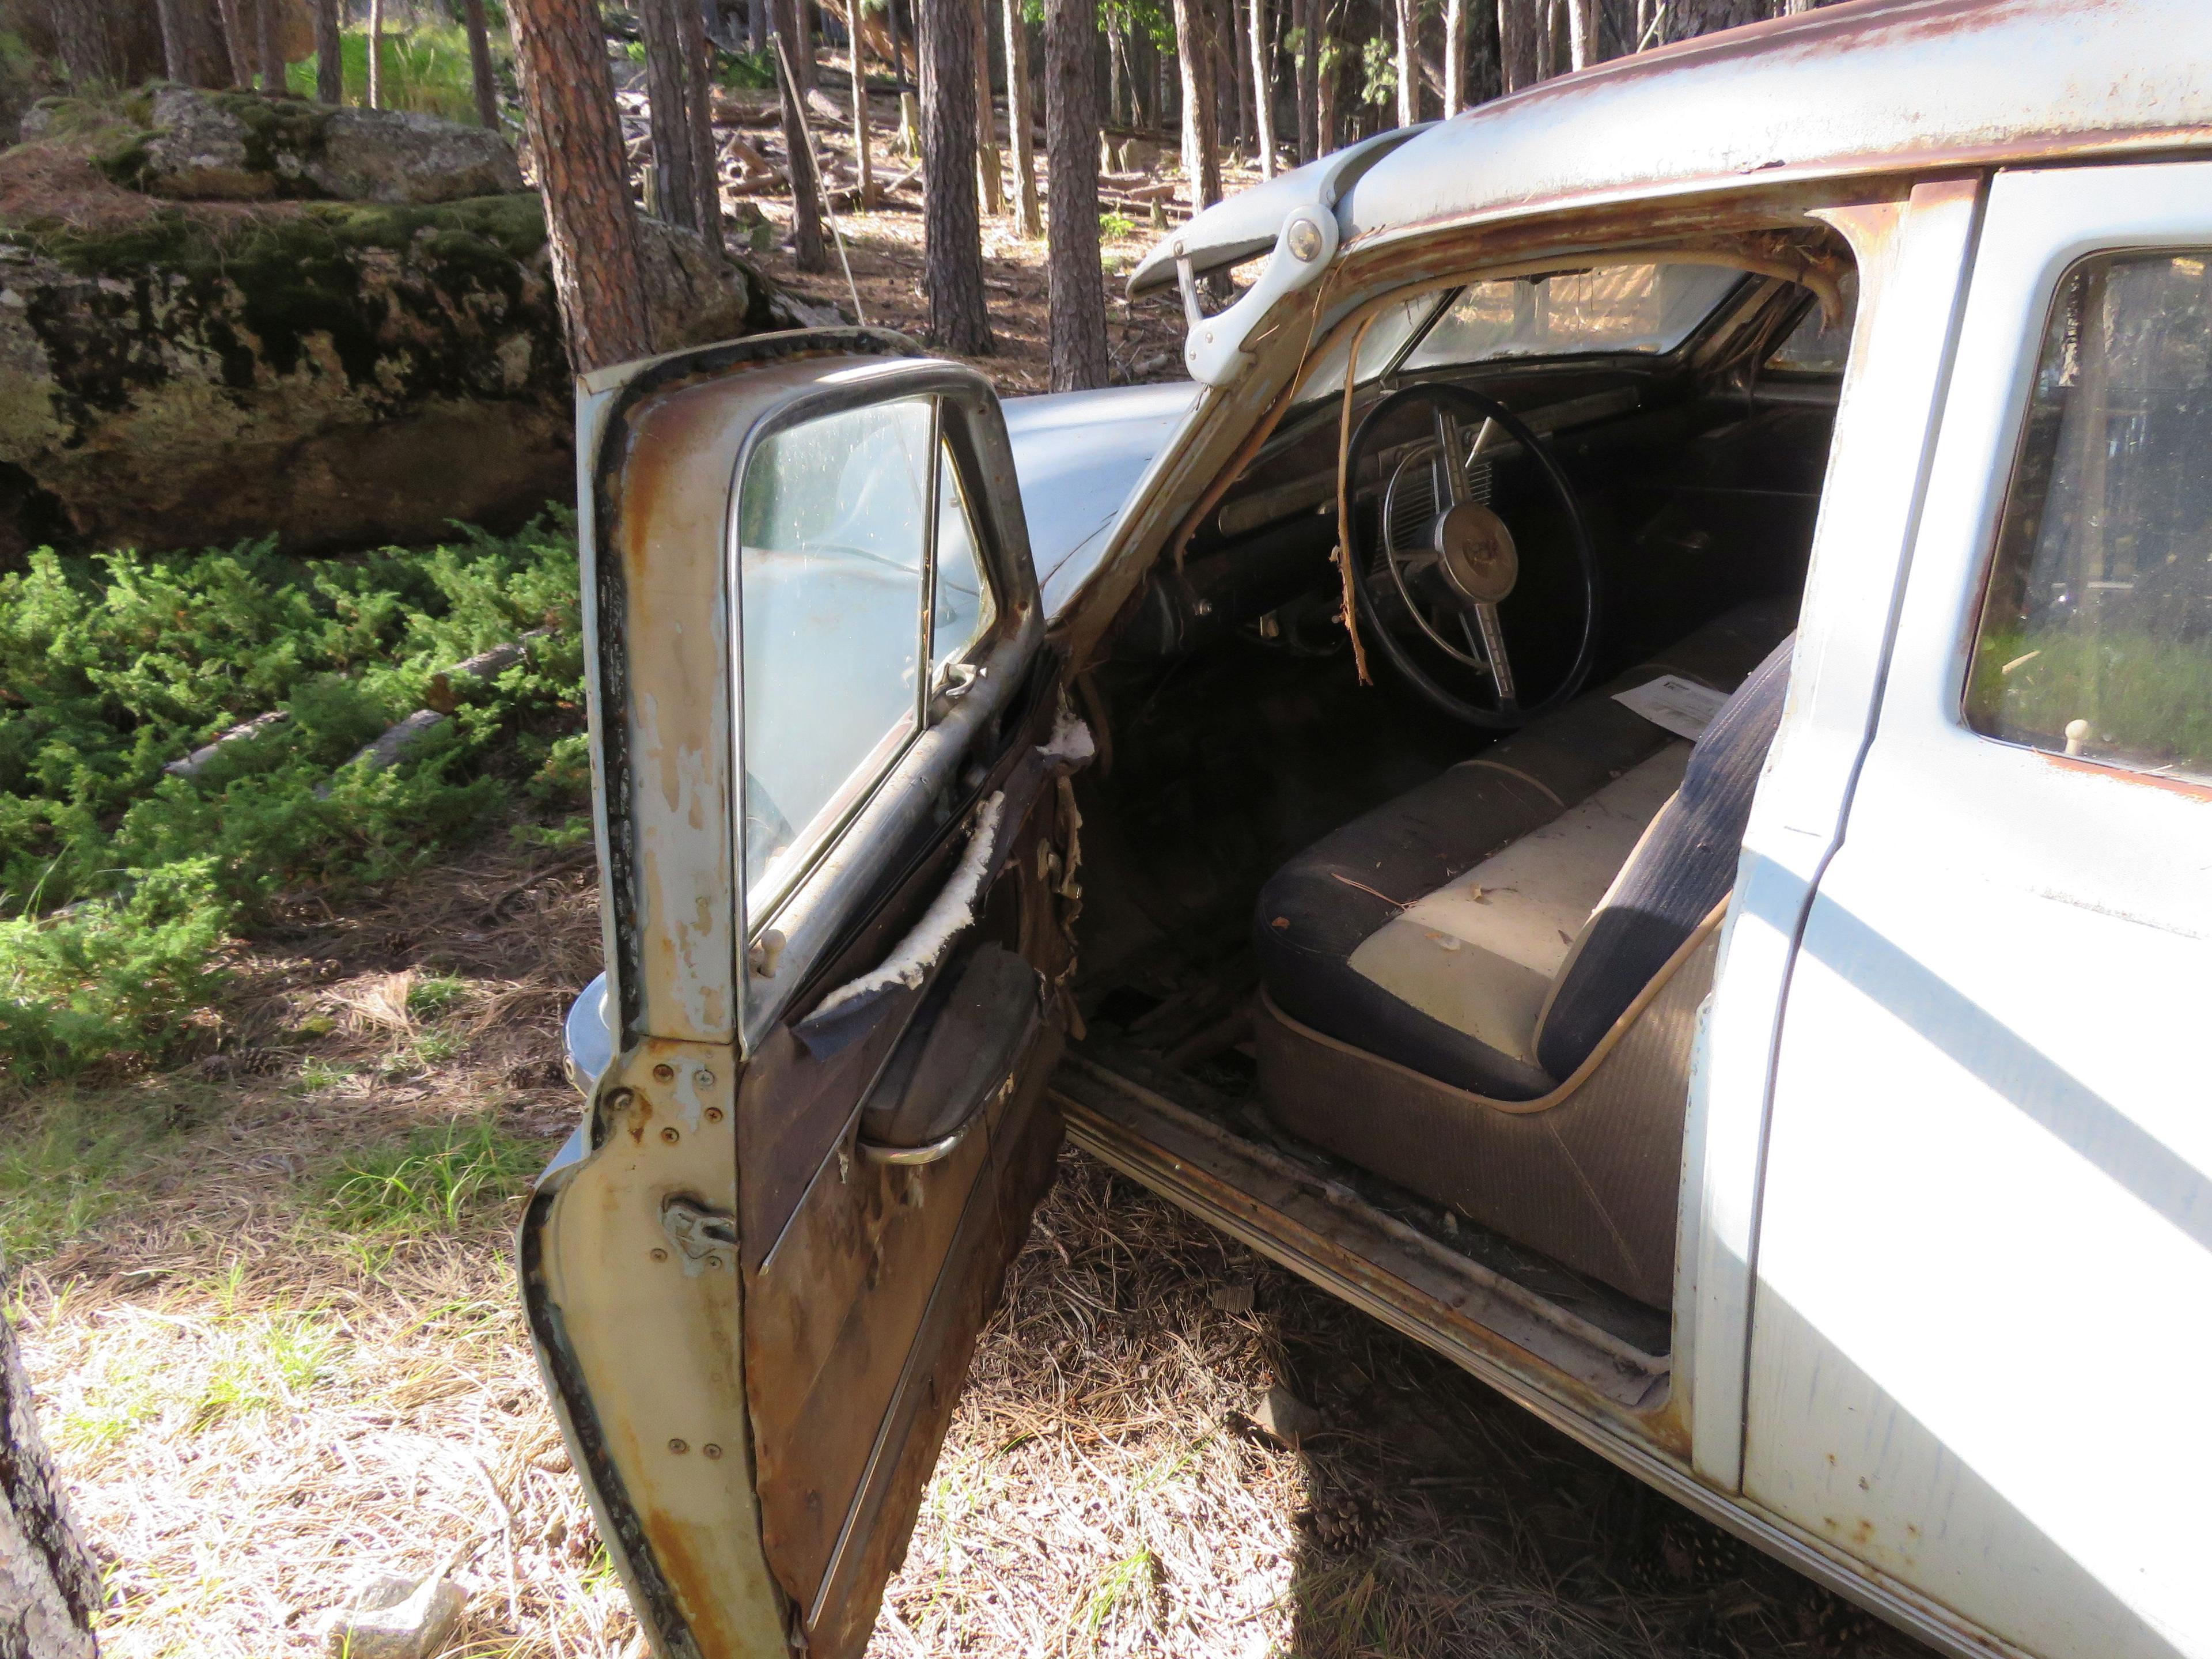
[{"x1": 1339, "y1": 0, "x2": 2212, "y2": 248}]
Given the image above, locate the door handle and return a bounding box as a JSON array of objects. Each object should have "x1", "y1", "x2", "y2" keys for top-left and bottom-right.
[{"x1": 854, "y1": 945, "x2": 1041, "y2": 1160}]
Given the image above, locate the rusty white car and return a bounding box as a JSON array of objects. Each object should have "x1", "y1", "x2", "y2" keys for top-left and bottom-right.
[{"x1": 525, "y1": 2, "x2": 2212, "y2": 1656}]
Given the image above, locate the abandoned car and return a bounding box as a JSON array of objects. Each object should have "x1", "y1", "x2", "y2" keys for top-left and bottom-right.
[{"x1": 525, "y1": 2, "x2": 2212, "y2": 1657}]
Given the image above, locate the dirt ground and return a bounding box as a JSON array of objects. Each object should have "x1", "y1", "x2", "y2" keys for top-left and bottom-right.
[{"x1": 5, "y1": 830, "x2": 1933, "y2": 1659}]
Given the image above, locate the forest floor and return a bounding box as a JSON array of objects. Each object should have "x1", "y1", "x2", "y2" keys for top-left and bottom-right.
[
  {"x1": 7, "y1": 831, "x2": 1933, "y2": 1659},
  {"x1": 688, "y1": 73, "x2": 1213, "y2": 393}
]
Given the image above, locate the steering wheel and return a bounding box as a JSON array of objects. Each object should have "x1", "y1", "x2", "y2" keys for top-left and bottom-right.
[{"x1": 1346, "y1": 384, "x2": 1601, "y2": 728}]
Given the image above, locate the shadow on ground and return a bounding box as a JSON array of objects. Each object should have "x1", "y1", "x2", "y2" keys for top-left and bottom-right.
[{"x1": 879, "y1": 1145, "x2": 1936, "y2": 1659}]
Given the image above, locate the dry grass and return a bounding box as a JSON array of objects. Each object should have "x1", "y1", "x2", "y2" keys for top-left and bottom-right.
[{"x1": 7, "y1": 834, "x2": 1922, "y2": 1659}]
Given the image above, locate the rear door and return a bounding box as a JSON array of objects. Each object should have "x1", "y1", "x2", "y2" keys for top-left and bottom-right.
[
  {"x1": 1744, "y1": 164, "x2": 2212, "y2": 1659},
  {"x1": 520, "y1": 331, "x2": 1086, "y2": 1659}
]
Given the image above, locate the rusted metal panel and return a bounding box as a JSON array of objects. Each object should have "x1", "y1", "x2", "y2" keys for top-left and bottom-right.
[
  {"x1": 738, "y1": 696, "x2": 1081, "y2": 1655},
  {"x1": 1343, "y1": 1, "x2": 2212, "y2": 259},
  {"x1": 522, "y1": 1039, "x2": 789, "y2": 1659}
]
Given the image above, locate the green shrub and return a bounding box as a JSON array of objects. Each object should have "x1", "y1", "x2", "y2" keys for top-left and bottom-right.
[
  {"x1": 284, "y1": 24, "x2": 502, "y2": 126},
  {"x1": 715, "y1": 48, "x2": 779, "y2": 90},
  {"x1": 0, "y1": 513, "x2": 585, "y2": 1081}
]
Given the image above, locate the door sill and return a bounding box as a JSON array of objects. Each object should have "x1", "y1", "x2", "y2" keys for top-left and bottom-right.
[{"x1": 1048, "y1": 1050, "x2": 1676, "y2": 1427}]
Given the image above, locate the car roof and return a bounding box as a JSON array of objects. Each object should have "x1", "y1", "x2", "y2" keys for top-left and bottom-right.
[{"x1": 1338, "y1": 0, "x2": 2212, "y2": 252}]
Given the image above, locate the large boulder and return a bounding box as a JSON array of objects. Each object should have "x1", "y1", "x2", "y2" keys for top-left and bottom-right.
[
  {"x1": 0, "y1": 191, "x2": 832, "y2": 561},
  {"x1": 99, "y1": 88, "x2": 525, "y2": 204}
]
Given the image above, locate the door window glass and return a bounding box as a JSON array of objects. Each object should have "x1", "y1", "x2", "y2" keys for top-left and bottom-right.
[
  {"x1": 929, "y1": 440, "x2": 995, "y2": 680},
  {"x1": 1400, "y1": 263, "x2": 1744, "y2": 372},
  {"x1": 1766, "y1": 271, "x2": 1858, "y2": 374},
  {"x1": 1965, "y1": 252, "x2": 2212, "y2": 785},
  {"x1": 738, "y1": 399, "x2": 932, "y2": 906}
]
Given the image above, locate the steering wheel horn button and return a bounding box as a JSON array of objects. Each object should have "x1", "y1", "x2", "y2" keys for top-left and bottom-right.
[{"x1": 1434, "y1": 501, "x2": 1519, "y2": 605}]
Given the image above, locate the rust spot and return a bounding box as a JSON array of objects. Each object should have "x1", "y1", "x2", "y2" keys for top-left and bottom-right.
[
  {"x1": 2039, "y1": 748, "x2": 2212, "y2": 802},
  {"x1": 654, "y1": 1063, "x2": 676, "y2": 1081}
]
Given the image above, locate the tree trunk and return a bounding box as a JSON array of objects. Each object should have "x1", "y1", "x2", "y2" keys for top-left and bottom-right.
[
  {"x1": 49, "y1": 0, "x2": 113, "y2": 88},
  {"x1": 1, "y1": 1301, "x2": 100, "y2": 1659},
  {"x1": 1496, "y1": 0, "x2": 1533, "y2": 89},
  {"x1": 155, "y1": 0, "x2": 194, "y2": 79},
  {"x1": 679, "y1": 0, "x2": 722, "y2": 241},
  {"x1": 214, "y1": 0, "x2": 252, "y2": 84},
  {"x1": 774, "y1": 0, "x2": 828, "y2": 269},
  {"x1": 507, "y1": 0, "x2": 658, "y2": 371},
  {"x1": 921, "y1": 0, "x2": 992, "y2": 352},
  {"x1": 884, "y1": 0, "x2": 916, "y2": 153},
  {"x1": 1662, "y1": 0, "x2": 1763, "y2": 41},
  {"x1": 791, "y1": 0, "x2": 817, "y2": 94},
  {"x1": 1248, "y1": 0, "x2": 1274, "y2": 175},
  {"x1": 971, "y1": 0, "x2": 1005, "y2": 217},
  {"x1": 750, "y1": 0, "x2": 767, "y2": 50},
  {"x1": 313, "y1": 0, "x2": 344, "y2": 100},
  {"x1": 1105, "y1": 17, "x2": 1122, "y2": 124},
  {"x1": 257, "y1": 0, "x2": 286, "y2": 89},
  {"x1": 1044, "y1": 0, "x2": 1105, "y2": 388},
  {"x1": 1003, "y1": 0, "x2": 1040, "y2": 234},
  {"x1": 643, "y1": 0, "x2": 703, "y2": 228},
  {"x1": 1314, "y1": 17, "x2": 1337, "y2": 151},
  {"x1": 851, "y1": 3, "x2": 874, "y2": 208},
  {"x1": 1441, "y1": 0, "x2": 1464, "y2": 113},
  {"x1": 1393, "y1": 0, "x2": 1416, "y2": 123},
  {"x1": 1293, "y1": 0, "x2": 1316, "y2": 160},
  {"x1": 1169, "y1": 0, "x2": 1219, "y2": 213},
  {"x1": 1228, "y1": 0, "x2": 1251, "y2": 154},
  {"x1": 1566, "y1": 0, "x2": 1593, "y2": 67},
  {"x1": 460, "y1": 0, "x2": 498, "y2": 122},
  {"x1": 368, "y1": 0, "x2": 385, "y2": 105}
]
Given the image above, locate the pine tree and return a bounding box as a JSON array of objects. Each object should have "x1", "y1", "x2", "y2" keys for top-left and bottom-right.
[
  {"x1": 1, "y1": 1300, "x2": 100, "y2": 1659},
  {"x1": 1045, "y1": 0, "x2": 1107, "y2": 388},
  {"x1": 507, "y1": 0, "x2": 658, "y2": 370},
  {"x1": 314, "y1": 0, "x2": 344, "y2": 101},
  {"x1": 774, "y1": 0, "x2": 829, "y2": 270},
  {"x1": 463, "y1": 0, "x2": 500, "y2": 124},
  {"x1": 49, "y1": 0, "x2": 113, "y2": 87},
  {"x1": 1003, "y1": 0, "x2": 1040, "y2": 235},
  {"x1": 922, "y1": 0, "x2": 994, "y2": 351},
  {"x1": 1170, "y1": 0, "x2": 1221, "y2": 211}
]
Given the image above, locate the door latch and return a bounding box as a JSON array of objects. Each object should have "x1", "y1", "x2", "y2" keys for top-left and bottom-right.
[{"x1": 661, "y1": 1196, "x2": 737, "y2": 1276}]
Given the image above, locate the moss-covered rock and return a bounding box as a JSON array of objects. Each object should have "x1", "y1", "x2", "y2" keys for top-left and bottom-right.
[
  {"x1": 0, "y1": 192, "x2": 830, "y2": 561},
  {"x1": 117, "y1": 87, "x2": 524, "y2": 204}
]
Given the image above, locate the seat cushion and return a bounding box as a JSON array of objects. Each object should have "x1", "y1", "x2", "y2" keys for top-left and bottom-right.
[
  {"x1": 1252, "y1": 599, "x2": 1794, "y2": 1097},
  {"x1": 1344, "y1": 742, "x2": 1691, "y2": 1066}
]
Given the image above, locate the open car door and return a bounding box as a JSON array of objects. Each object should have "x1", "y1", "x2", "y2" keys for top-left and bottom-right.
[{"x1": 521, "y1": 330, "x2": 1084, "y2": 1658}]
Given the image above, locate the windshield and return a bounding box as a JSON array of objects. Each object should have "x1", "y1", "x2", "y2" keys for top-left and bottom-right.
[
  {"x1": 1297, "y1": 262, "x2": 1746, "y2": 404},
  {"x1": 1403, "y1": 264, "x2": 1745, "y2": 369}
]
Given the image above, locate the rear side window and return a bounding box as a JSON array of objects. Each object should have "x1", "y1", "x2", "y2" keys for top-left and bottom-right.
[{"x1": 1965, "y1": 251, "x2": 2212, "y2": 785}]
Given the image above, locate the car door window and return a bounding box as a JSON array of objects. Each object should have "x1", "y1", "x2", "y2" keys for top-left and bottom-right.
[
  {"x1": 738, "y1": 399, "x2": 995, "y2": 911},
  {"x1": 1965, "y1": 251, "x2": 2212, "y2": 784},
  {"x1": 929, "y1": 437, "x2": 995, "y2": 680}
]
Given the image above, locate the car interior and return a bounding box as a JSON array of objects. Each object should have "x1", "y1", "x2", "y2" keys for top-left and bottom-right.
[{"x1": 1061, "y1": 236, "x2": 1857, "y2": 1372}]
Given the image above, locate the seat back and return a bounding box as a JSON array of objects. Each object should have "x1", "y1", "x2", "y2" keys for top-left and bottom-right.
[{"x1": 1533, "y1": 634, "x2": 1796, "y2": 1078}]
